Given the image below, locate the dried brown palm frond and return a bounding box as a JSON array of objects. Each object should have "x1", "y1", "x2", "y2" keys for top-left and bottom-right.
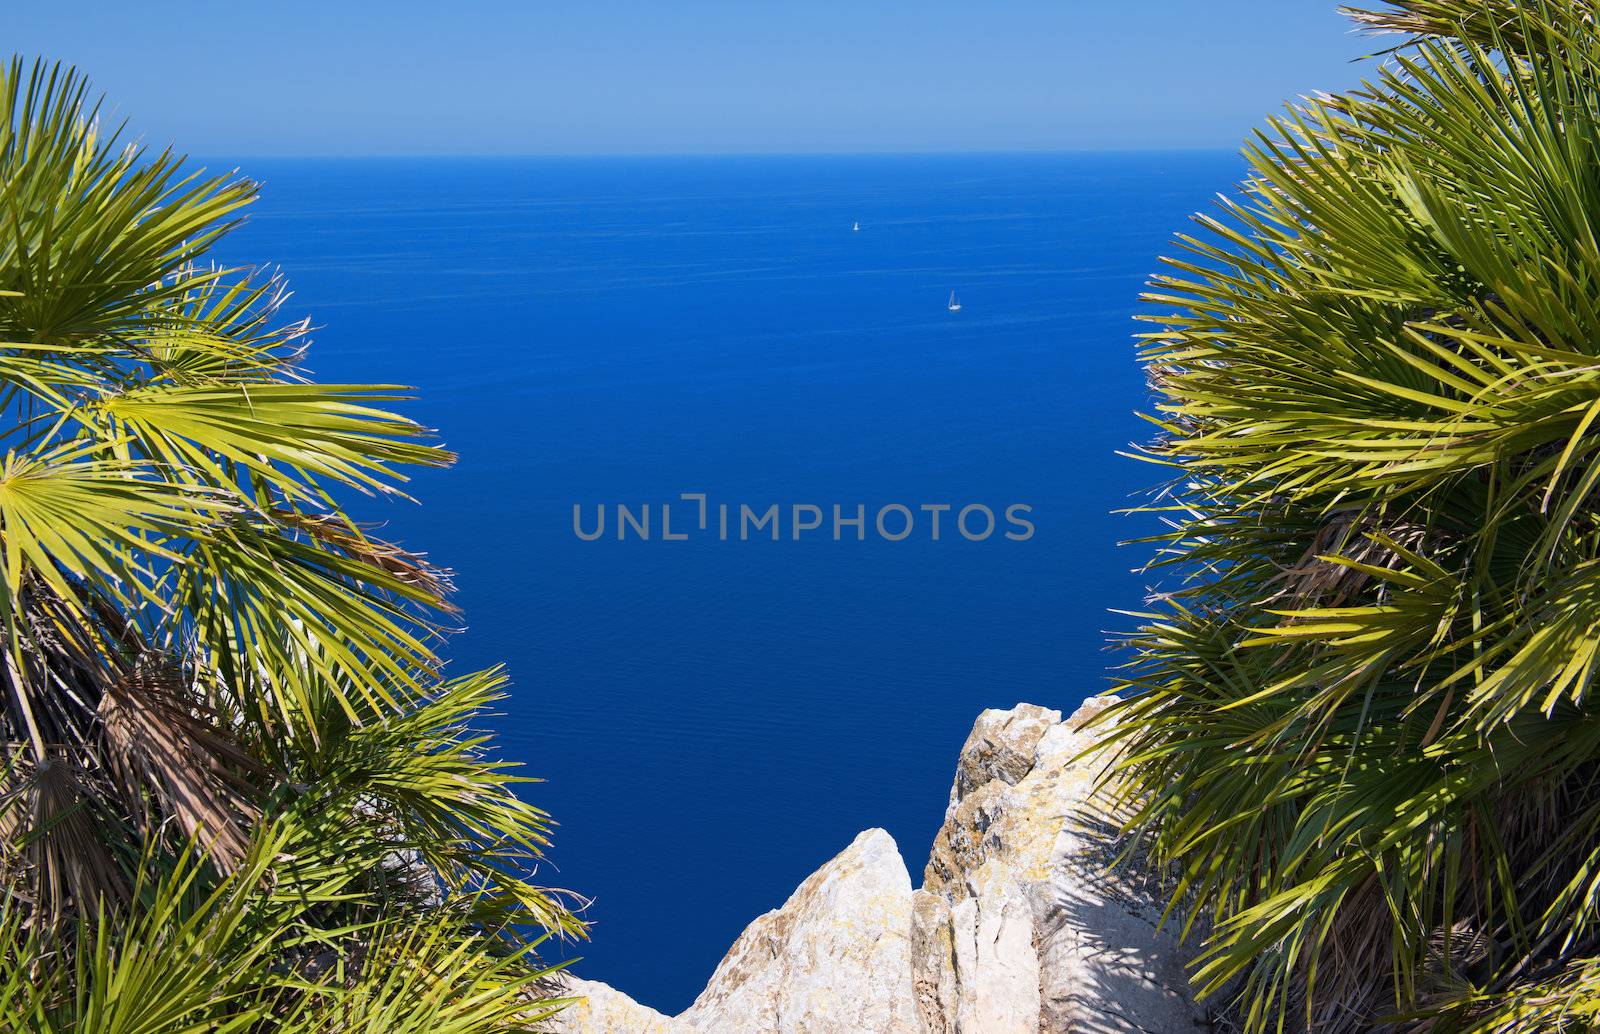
[
  {"x1": 268, "y1": 507, "x2": 458, "y2": 607},
  {"x1": 0, "y1": 751, "x2": 129, "y2": 918},
  {"x1": 1341, "y1": 2, "x2": 1526, "y2": 38},
  {"x1": 1305, "y1": 877, "x2": 1394, "y2": 1032},
  {"x1": 0, "y1": 585, "x2": 267, "y2": 916},
  {"x1": 98, "y1": 661, "x2": 263, "y2": 872},
  {"x1": 1265, "y1": 513, "x2": 1435, "y2": 610},
  {"x1": 1340, "y1": 1, "x2": 1599, "y2": 56}
]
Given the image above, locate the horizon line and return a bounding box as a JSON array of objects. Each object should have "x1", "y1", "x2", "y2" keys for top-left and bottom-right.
[{"x1": 196, "y1": 145, "x2": 1245, "y2": 162}]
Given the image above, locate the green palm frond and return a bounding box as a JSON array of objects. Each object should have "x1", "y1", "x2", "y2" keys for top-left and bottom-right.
[
  {"x1": 0, "y1": 54, "x2": 582, "y2": 1034},
  {"x1": 1, "y1": 823, "x2": 572, "y2": 1034},
  {"x1": 1107, "y1": 2, "x2": 1600, "y2": 1030},
  {"x1": 96, "y1": 382, "x2": 449, "y2": 501},
  {"x1": 289, "y1": 921, "x2": 570, "y2": 1034},
  {"x1": 0, "y1": 442, "x2": 225, "y2": 610}
]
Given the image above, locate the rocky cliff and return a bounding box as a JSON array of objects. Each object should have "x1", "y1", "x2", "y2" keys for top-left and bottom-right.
[{"x1": 555, "y1": 698, "x2": 1209, "y2": 1034}]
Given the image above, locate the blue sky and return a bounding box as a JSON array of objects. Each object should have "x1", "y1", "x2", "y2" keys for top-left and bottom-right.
[{"x1": 13, "y1": 2, "x2": 1376, "y2": 156}]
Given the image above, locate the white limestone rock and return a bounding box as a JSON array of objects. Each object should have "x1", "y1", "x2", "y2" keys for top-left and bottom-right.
[
  {"x1": 555, "y1": 976, "x2": 688, "y2": 1034},
  {"x1": 921, "y1": 697, "x2": 1208, "y2": 1034},
  {"x1": 679, "y1": 827, "x2": 920, "y2": 1034},
  {"x1": 948, "y1": 878, "x2": 1040, "y2": 1034},
  {"x1": 556, "y1": 699, "x2": 1211, "y2": 1034}
]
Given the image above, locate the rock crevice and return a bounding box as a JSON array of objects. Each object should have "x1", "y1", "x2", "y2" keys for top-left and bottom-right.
[{"x1": 556, "y1": 699, "x2": 1209, "y2": 1033}]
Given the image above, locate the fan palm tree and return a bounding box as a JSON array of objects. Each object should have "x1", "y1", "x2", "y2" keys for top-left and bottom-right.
[
  {"x1": 1106, "y1": 2, "x2": 1600, "y2": 1031},
  {"x1": 0, "y1": 59, "x2": 583, "y2": 1031}
]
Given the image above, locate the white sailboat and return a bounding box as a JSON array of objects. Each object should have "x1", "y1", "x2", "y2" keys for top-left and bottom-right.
[
  {"x1": 852, "y1": 221, "x2": 860, "y2": 232},
  {"x1": 947, "y1": 290, "x2": 961, "y2": 312}
]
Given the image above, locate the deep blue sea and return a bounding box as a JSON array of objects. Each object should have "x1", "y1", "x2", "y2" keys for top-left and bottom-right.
[{"x1": 219, "y1": 152, "x2": 1239, "y2": 1013}]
